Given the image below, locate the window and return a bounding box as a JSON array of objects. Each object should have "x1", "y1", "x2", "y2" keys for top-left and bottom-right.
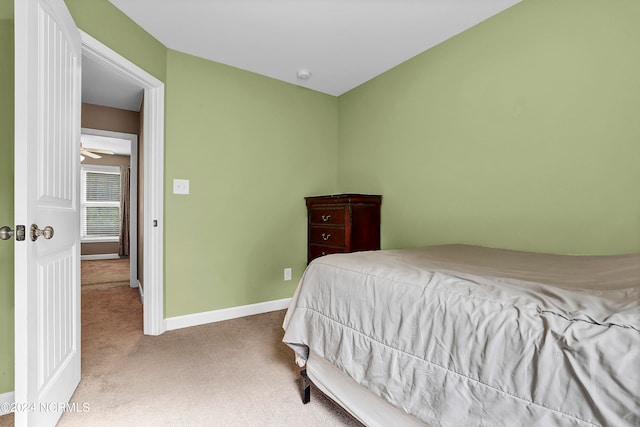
[{"x1": 81, "y1": 165, "x2": 121, "y2": 241}]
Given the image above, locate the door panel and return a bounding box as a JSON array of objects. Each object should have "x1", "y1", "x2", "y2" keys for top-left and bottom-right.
[{"x1": 14, "y1": 0, "x2": 81, "y2": 425}]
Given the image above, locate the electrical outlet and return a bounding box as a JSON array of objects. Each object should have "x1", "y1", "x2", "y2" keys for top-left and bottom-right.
[{"x1": 284, "y1": 268, "x2": 292, "y2": 281}]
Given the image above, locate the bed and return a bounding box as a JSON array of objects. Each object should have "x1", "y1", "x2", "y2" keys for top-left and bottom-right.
[{"x1": 282, "y1": 244, "x2": 640, "y2": 427}]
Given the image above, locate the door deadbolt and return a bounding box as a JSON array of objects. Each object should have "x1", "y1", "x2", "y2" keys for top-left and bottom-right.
[
  {"x1": 30, "y1": 224, "x2": 54, "y2": 241},
  {"x1": 0, "y1": 225, "x2": 26, "y2": 241}
]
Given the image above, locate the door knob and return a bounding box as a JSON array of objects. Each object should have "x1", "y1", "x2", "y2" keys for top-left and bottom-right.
[
  {"x1": 30, "y1": 224, "x2": 54, "y2": 241},
  {"x1": 0, "y1": 226, "x2": 13, "y2": 240},
  {"x1": 0, "y1": 225, "x2": 26, "y2": 241}
]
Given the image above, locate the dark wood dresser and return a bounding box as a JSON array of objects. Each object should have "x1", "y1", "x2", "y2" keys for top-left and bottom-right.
[{"x1": 305, "y1": 194, "x2": 382, "y2": 264}]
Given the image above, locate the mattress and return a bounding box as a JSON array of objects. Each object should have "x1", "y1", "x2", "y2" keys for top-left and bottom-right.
[{"x1": 282, "y1": 245, "x2": 640, "y2": 427}]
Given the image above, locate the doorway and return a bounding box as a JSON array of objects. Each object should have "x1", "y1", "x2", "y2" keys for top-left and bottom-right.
[
  {"x1": 79, "y1": 129, "x2": 140, "y2": 299},
  {"x1": 81, "y1": 31, "x2": 165, "y2": 336}
]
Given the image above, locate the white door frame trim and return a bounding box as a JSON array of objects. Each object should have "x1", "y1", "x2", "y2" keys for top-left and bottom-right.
[{"x1": 80, "y1": 31, "x2": 166, "y2": 335}]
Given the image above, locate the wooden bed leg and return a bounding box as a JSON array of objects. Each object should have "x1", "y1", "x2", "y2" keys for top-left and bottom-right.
[{"x1": 301, "y1": 369, "x2": 311, "y2": 404}]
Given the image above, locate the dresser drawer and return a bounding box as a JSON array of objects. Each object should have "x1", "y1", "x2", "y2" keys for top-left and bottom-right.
[
  {"x1": 305, "y1": 194, "x2": 382, "y2": 265},
  {"x1": 309, "y1": 226, "x2": 346, "y2": 246},
  {"x1": 309, "y1": 244, "x2": 345, "y2": 261},
  {"x1": 309, "y1": 207, "x2": 346, "y2": 226}
]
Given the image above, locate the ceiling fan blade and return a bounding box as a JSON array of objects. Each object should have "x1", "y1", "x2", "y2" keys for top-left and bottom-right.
[
  {"x1": 85, "y1": 147, "x2": 115, "y2": 155},
  {"x1": 80, "y1": 148, "x2": 101, "y2": 159}
]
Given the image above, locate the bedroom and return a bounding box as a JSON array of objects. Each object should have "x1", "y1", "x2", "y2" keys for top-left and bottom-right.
[{"x1": 0, "y1": 0, "x2": 639, "y2": 424}]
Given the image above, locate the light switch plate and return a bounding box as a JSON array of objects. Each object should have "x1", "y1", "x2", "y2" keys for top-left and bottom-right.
[{"x1": 173, "y1": 179, "x2": 190, "y2": 195}]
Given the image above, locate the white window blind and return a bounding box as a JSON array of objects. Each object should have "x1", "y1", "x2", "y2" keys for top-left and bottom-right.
[{"x1": 81, "y1": 165, "x2": 121, "y2": 241}]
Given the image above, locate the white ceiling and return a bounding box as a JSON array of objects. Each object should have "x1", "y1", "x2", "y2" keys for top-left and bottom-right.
[
  {"x1": 101, "y1": 0, "x2": 521, "y2": 97},
  {"x1": 83, "y1": 1, "x2": 522, "y2": 111},
  {"x1": 82, "y1": 54, "x2": 144, "y2": 112}
]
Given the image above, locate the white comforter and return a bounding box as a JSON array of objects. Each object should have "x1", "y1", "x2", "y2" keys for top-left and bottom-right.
[{"x1": 282, "y1": 245, "x2": 640, "y2": 427}]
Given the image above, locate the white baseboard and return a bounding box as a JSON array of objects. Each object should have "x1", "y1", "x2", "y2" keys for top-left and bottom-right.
[
  {"x1": 81, "y1": 253, "x2": 121, "y2": 260},
  {"x1": 0, "y1": 391, "x2": 15, "y2": 415},
  {"x1": 165, "y1": 298, "x2": 291, "y2": 331},
  {"x1": 130, "y1": 279, "x2": 139, "y2": 289}
]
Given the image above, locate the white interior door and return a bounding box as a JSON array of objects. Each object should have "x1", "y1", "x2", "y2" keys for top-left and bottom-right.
[{"x1": 14, "y1": 0, "x2": 81, "y2": 425}]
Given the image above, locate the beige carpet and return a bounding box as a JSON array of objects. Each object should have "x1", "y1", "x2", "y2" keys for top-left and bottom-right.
[
  {"x1": 1, "y1": 283, "x2": 361, "y2": 427},
  {"x1": 81, "y1": 258, "x2": 130, "y2": 288}
]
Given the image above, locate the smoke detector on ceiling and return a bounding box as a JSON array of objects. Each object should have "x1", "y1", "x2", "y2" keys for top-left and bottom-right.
[{"x1": 297, "y1": 69, "x2": 311, "y2": 80}]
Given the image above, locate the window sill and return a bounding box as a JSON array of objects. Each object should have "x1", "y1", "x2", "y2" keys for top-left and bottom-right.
[{"x1": 81, "y1": 237, "x2": 119, "y2": 243}]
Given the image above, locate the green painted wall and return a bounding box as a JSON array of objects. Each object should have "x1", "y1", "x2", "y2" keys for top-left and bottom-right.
[
  {"x1": 338, "y1": 0, "x2": 640, "y2": 255},
  {"x1": 164, "y1": 49, "x2": 337, "y2": 317},
  {"x1": 0, "y1": 4, "x2": 14, "y2": 394}
]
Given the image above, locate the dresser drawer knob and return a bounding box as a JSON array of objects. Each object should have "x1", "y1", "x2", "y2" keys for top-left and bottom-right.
[
  {"x1": 321, "y1": 214, "x2": 331, "y2": 222},
  {"x1": 321, "y1": 233, "x2": 331, "y2": 241}
]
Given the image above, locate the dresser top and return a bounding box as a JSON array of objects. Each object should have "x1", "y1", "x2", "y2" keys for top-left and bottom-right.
[{"x1": 305, "y1": 193, "x2": 382, "y2": 206}]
